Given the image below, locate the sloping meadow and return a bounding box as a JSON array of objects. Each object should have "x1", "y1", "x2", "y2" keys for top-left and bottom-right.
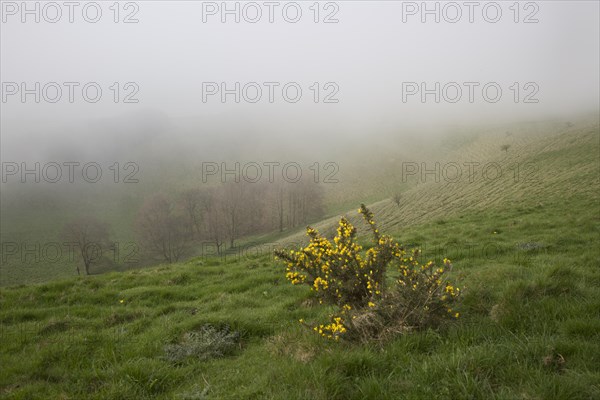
[{"x1": 1, "y1": 125, "x2": 599, "y2": 398}]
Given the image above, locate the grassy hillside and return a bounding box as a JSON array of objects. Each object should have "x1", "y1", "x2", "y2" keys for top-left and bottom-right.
[
  {"x1": 283, "y1": 120, "x2": 599, "y2": 244},
  {"x1": 0, "y1": 122, "x2": 599, "y2": 399},
  {"x1": 0, "y1": 187, "x2": 144, "y2": 286},
  {"x1": 1, "y1": 117, "x2": 595, "y2": 286}
]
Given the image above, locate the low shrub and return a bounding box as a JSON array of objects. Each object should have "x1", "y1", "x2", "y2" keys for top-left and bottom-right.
[
  {"x1": 164, "y1": 324, "x2": 240, "y2": 363},
  {"x1": 275, "y1": 204, "x2": 461, "y2": 342}
]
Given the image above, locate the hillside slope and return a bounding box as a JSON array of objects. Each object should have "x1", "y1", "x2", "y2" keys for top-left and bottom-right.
[
  {"x1": 0, "y1": 122, "x2": 599, "y2": 399},
  {"x1": 280, "y1": 121, "x2": 599, "y2": 245}
]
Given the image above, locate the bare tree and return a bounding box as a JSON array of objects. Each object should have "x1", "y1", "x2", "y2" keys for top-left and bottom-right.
[
  {"x1": 275, "y1": 182, "x2": 286, "y2": 233},
  {"x1": 179, "y1": 188, "x2": 206, "y2": 240},
  {"x1": 270, "y1": 179, "x2": 324, "y2": 232},
  {"x1": 135, "y1": 194, "x2": 190, "y2": 263},
  {"x1": 61, "y1": 217, "x2": 110, "y2": 275},
  {"x1": 237, "y1": 182, "x2": 269, "y2": 235},
  {"x1": 221, "y1": 182, "x2": 247, "y2": 249},
  {"x1": 177, "y1": 179, "x2": 325, "y2": 254},
  {"x1": 290, "y1": 179, "x2": 324, "y2": 227},
  {"x1": 203, "y1": 188, "x2": 227, "y2": 255}
]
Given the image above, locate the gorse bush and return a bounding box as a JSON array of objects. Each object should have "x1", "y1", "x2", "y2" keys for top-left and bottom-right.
[{"x1": 275, "y1": 204, "x2": 461, "y2": 342}]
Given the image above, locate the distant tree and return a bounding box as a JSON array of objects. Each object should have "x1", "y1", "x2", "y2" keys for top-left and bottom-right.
[
  {"x1": 61, "y1": 217, "x2": 110, "y2": 275},
  {"x1": 392, "y1": 193, "x2": 402, "y2": 207},
  {"x1": 297, "y1": 179, "x2": 325, "y2": 225},
  {"x1": 203, "y1": 188, "x2": 227, "y2": 255},
  {"x1": 501, "y1": 144, "x2": 511, "y2": 153},
  {"x1": 566, "y1": 121, "x2": 574, "y2": 128},
  {"x1": 233, "y1": 182, "x2": 269, "y2": 236},
  {"x1": 135, "y1": 194, "x2": 190, "y2": 263},
  {"x1": 179, "y1": 188, "x2": 207, "y2": 240},
  {"x1": 272, "y1": 179, "x2": 325, "y2": 232},
  {"x1": 274, "y1": 183, "x2": 286, "y2": 233},
  {"x1": 221, "y1": 182, "x2": 246, "y2": 249}
]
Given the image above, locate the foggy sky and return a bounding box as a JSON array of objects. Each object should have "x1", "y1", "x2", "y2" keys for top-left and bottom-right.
[{"x1": 1, "y1": 0, "x2": 599, "y2": 156}]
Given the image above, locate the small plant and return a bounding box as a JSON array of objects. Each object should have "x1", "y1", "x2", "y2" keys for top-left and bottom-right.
[
  {"x1": 275, "y1": 204, "x2": 461, "y2": 342},
  {"x1": 543, "y1": 348, "x2": 566, "y2": 373},
  {"x1": 164, "y1": 325, "x2": 240, "y2": 363}
]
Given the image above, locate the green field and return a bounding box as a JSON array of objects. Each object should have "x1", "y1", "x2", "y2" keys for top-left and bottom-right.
[{"x1": 1, "y1": 120, "x2": 599, "y2": 399}]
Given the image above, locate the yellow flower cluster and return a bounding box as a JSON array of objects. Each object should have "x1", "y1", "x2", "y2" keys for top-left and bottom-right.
[
  {"x1": 443, "y1": 281, "x2": 461, "y2": 317},
  {"x1": 286, "y1": 271, "x2": 305, "y2": 285},
  {"x1": 278, "y1": 213, "x2": 381, "y2": 308},
  {"x1": 313, "y1": 276, "x2": 329, "y2": 291},
  {"x1": 275, "y1": 204, "x2": 462, "y2": 340},
  {"x1": 313, "y1": 316, "x2": 347, "y2": 340}
]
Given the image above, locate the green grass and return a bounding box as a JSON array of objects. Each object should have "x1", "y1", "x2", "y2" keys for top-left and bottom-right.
[
  {"x1": 1, "y1": 119, "x2": 599, "y2": 398},
  {"x1": 0, "y1": 190, "x2": 600, "y2": 399},
  {"x1": 1, "y1": 187, "x2": 599, "y2": 398}
]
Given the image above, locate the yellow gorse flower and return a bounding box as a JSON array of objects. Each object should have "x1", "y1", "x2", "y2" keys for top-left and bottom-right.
[{"x1": 274, "y1": 204, "x2": 462, "y2": 340}]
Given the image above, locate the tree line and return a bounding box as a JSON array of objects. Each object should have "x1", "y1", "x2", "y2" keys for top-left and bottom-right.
[{"x1": 61, "y1": 178, "x2": 325, "y2": 273}]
